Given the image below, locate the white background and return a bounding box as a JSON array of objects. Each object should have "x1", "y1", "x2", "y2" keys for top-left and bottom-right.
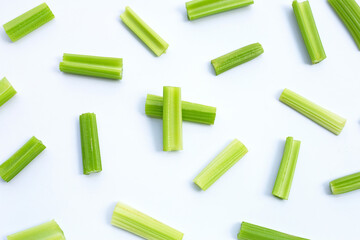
[{"x1": 0, "y1": 0, "x2": 359, "y2": 239}]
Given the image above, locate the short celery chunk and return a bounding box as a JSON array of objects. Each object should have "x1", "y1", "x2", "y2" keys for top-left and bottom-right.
[
  {"x1": 330, "y1": 171, "x2": 360, "y2": 194},
  {"x1": 7, "y1": 220, "x2": 65, "y2": 240},
  {"x1": 0, "y1": 77, "x2": 17, "y2": 107}
]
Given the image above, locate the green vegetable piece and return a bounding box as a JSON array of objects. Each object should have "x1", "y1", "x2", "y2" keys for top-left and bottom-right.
[
  {"x1": 63, "y1": 53, "x2": 123, "y2": 67},
  {"x1": 0, "y1": 77, "x2": 17, "y2": 107},
  {"x1": 7, "y1": 220, "x2": 65, "y2": 240},
  {"x1": 330, "y1": 171, "x2": 360, "y2": 194}
]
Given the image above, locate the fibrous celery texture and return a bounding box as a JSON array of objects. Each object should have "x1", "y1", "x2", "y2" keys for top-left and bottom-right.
[
  {"x1": 211, "y1": 43, "x2": 264, "y2": 75},
  {"x1": 111, "y1": 202, "x2": 184, "y2": 240},
  {"x1": 3, "y1": 3, "x2": 54, "y2": 42},
  {"x1": 163, "y1": 87, "x2": 183, "y2": 151},
  {"x1": 0, "y1": 77, "x2": 17, "y2": 107},
  {"x1": 328, "y1": 0, "x2": 360, "y2": 49},
  {"x1": 80, "y1": 113, "x2": 102, "y2": 175},
  {"x1": 120, "y1": 6, "x2": 169, "y2": 56},
  {"x1": 272, "y1": 137, "x2": 301, "y2": 200},
  {"x1": 238, "y1": 222, "x2": 309, "y2": 240},
  {"x1": 0, "y1": 136, "x2": 45, "y2": 182},
  {"x1": 194, "y1": 139, "x2": 248, "y2": 190},
  {"x1": 330, "y1": 171, "x2": 360, "y2": 194},
  {"x1": 185, "y1": 0, "x2": 254, "y2": 20},
  {"x1": 293, "y1": 0, "x2": 326, "y2": 64},
  {"x1": 7, "y1": 220, "x2": 65, "y2": 240},
  {"x1": 280, "y1": 88, "x2": 346, "y2": 135},
  {"x1": 60, "y1": 53, "x2": 123, "y2": 80}
]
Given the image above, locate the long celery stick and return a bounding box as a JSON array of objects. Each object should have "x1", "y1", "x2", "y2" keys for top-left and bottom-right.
[
  {"x1": 120, "y1": 7, "x2": 169, "y2": 56},
  {"x1": 186, "y1": 0, "x2": 254, "y2": 20},
  {"x1": 145, "y1": 94, "x2": 216, "y2": 125},
  {"x1": 238, "y1": 222, "x2": 309, "y2": 240},
  {"x1": 293, "y1": 0, "x2": 326, "y2": 64},
  {"x1": 279, "y1": 88, "x2": 346, "y2": 135},
  {"x1": 80, "y1": 113, "x2": 102, "y2": 174},
  {"x1": 330, "y1": 171, "x2": 360, "y2": 194},
  {"x1": 7, "y1": 220, "x2": 65, "y2": 240},
  {"x1": 211, "y1": 43, "x2": 264, "y2": 75},
  {"x1": 3, "y1": 3, "x2": 54, "y2": 42},
  {"x1": 0, "y1": 136, "x2": 45, "y2": 182},
  {"x1": 111, "y1": 202, "x2": 184, "y2": 240},
  {"x1": 194, "y1": 139, "x2": 248, "y2": 190},
  {"x1": 63, "y1": 53, "x2": 123, "y2": 67},
  {"x1": 0, "y1": 77, "x2": 17, "y2": 107},
  {"x1": 272, "y1": 137, "x2": 301, "y2": 200}
]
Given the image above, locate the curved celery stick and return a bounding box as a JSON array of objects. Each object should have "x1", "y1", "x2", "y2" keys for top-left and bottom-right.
[
  {"x1": 60, "y1": 61, "x2": 122, "y2": 80},
  {"x1": 211, "y1": 43, "x2": 264, "y2": 75},
  {"x1": 185, "y1": 0, "x2": 254, "y2": 20},
  {"x1": 272, "y1": 137, "x2": 301, "y2": 200},
  {"x1": 293, "y1": 0, "x2": 326, "y2": 64},
  {"x1": 7, "y1": 220, "x2": 65, "y2": 240},
  {"x1": 63, "y1": 53, "x2": 123, "y2": 68},
  {"x1": 80, "y1": 113, "x2": 102, "y2": 175},
  {"x1": 120, "y1": 7, "x2": 169, "y2": 56},
  {"x1": 0, "y1": 136, "x2": 46, "y2": 182},
  {"x1": 0, "y1": 77, "x2": 17, "y2": 107},
  {"x1": 330, "y1": 171, "x2": 360, "y2": 194},
  {"x1": 111, "y1": 202, "x2": 184, "y2": 240},
  {"x1": 238, "y1": 222, "x2": 309, "y2": 240},
  {"x1": 279, "y1": 88, "x2": 346, "y2": 135},
  {"x1": 194, "y1": 139, "x2": 248, "y2": 190},
  {"x1": 3, "y1": 3, "x2": 54, "y2": 42}
]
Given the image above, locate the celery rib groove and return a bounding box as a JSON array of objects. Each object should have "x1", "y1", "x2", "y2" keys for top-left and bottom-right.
[
  {"x1": 0, "y1": 77, "x2": 17, "y2": 107},
  {"x1": 7, "y1": 220, "x2": 65, "y2": 240},
  {"x1": 330, "y1": 171, "x2": 360, "y2": 194}
]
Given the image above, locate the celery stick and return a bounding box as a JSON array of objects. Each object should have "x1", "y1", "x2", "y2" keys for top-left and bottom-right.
[
  {"x1": 80, "y1": 113, "x2": 102, "y2": 175},
  {"x1": 0, "y1": 137, "x2": 45, "y2": 182},
  {"x1": 330, "y1": 171, "x2": 360, "y2": 194},
  {"x1": 120, "y1": 7, "x2": 169, "y2": 56},
  {"x1": 293, "y1": 0, "x2": 326, "y2": 64},
  {"x1": 60, "y1": 61, "x2": 122, "y2": 80},
  {"x1": 186, "y1": 0, "x2": 254, "y2": 20},
  {"x1": 0, "y1": 77, "x2": 17, "y2": 107},
  {"x1": 3, "y1": 3, "x2": 54, "y2": 42},
  {"x1": 111, "y1": 202, "x2": 184, "y2": 240},
  {"x1": 163, "y1": 87, "x2": 182, "y2": 151},
  {"x1": 194, "y1": 139, "x2": 248, "y2": 190},
  {"x1": 63, "y1": 53, "x2": 123, "y2": 68},
  {"x1": 7, "y1": 220, "x2": 65, "y2": 240},
  {"x1": 272, "y1": 137, "x2": 301, "y2": 200},
  {"x1": 280, "y1": 89, "x2": 346, "y2": 135},
  {"x1": 211, "y1": 43, "x2": 264, "y2": 75}
]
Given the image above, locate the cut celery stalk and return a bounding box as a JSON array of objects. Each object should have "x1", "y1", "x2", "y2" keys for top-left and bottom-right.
[
  {"x1": 185, "y1": 0, "x2": 254, "y2": 20},
  {"x1": 163, "y1": 87, "x2": 183, "y2": 151},
  {"x1": 80, "y1": 113, "x2": 102, "y2": 175},
  {"x1": 194, "y1": 139, "x2": 248, "y2": 190},
  {"x1": 211, "y1": 43, "x2": 264, "y2": 75},
  {"x1": 330, "y1": 171, "x2": 360, "y2": 194},
  {"x1": 0, "y1": 77, "x2": 17, "y2": 107},
  {"x1": 0, "y1": 136, "x2": 45, "y2": 182},
  {"x1": 111, "y1": 202, "x2": 184, "y2": 240},
  {"x1": 272, "y1": 137, "x2": 301, "y2": 200},
  {"x1": 3, "y1": 3, "x2": 54, "y2": 42},
  {"x1": 120, "y1": 6, "x2": 169, "y2": 56},
  {"x1": 280, "y1": 89, "x2": 346, "y2": 135},
  {"x1": 238, "y1": 222, "x2": 309, "y2": 240},
  {"x1": 293, "y1": 0, "x2": 326, "y2": 64},
  {"x1": 63, "y1": 53, "x2": 123, "y2": 67},
  {"x1": 7, "y1": 220, "x2": 65, "y2": 240}
]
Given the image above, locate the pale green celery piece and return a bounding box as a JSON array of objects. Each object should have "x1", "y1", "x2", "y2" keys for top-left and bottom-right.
[
  {"x1": 120, "y1": 6, "x2": 169, "y2": 56},
  {"x1": 111, "y1": 202, "x2": 184, "y2": 240},
  {"x1": 238, "y1": 222, "x2": 309, "y2": 240},
  {"x1": 0, "y1": 136, "x2": 45, "y2": 182},
  {"x1": 3, "y1": 3, "x2": 54, "y2": 42},
  {"x1": 185, "y1": 0, "x2": 254, "y2": 20},
  {"x1": 330, "y1": 171, "x2": 360, "y2": 194},
  {"x1": 279, "y1": 88, "x2": 346, "y2": 135},
  {"x1": 80, "y1": 113, "x2": 102, "y2": 175},
  {"x1": 145, "y1": 94, "x2": 216, "y2": 125},
  {"x1": 0, "y1": 77, "x2": 17, "y2": 107},
  {"x1": 293, "y1": 0, "x2": 326, "y2": 64},
  {"x1": 328, "y1": 0, "x2": 360, "y2": 49},
  {"x1": 7, "y1": 220, "x2": 65, "y2": 240},
  {"x1": 272, "y1": 137, "x2": 301, "y2": 200},
  {"x1": 194, "y1": 139, "x2": 248, "y2": 191},
  {"x1": 163, "y1": 87, "x2": 182, "y2": 151},
  {"x1": 63, "y1": 53, "x2": 123, "y2": 68},
  {"x1": 211, "y1": 43, "x2": 264, "y2": 75}
]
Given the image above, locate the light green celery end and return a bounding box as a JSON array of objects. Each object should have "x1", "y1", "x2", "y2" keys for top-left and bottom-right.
[
  {"x1": 330, "y1": 171, "x2": 360, "y2": 194},
  {"x1": 3, "y1": 3, "x2": 55, "y2": 42},
  {"x1": 279, "y1": 88, "x2": 346, "y2": 135},
  {"x1": 194, "y1": 139, "x2": 248, "y2": 191},
  {"x1": 0, "y1": 136, "x2": 46, "y2": 182},
  {"x1": 120, "y1": 6, "x2": 169, "y2": 56},
  {"x1": 185, "y1": 0, "x2": 254, "y2": 21},
  {"x1": 292, "y1": 0, "x2": 326, "y2": 64},
  {"x1": 63, "y1": 53, "x2": 123, "y2": 68},
  {"x1": 7, "y1": 220, "x2": 65, "y2": 240},
  {"x1": 111, "y1": 202, "x2": 184, "y2": 240},
  {"x1": 211, "y1": 43, "x2": 264, "y2": 75},
  {"x1": 0, "y1": 77, "x2": 17, "y2": 107}
]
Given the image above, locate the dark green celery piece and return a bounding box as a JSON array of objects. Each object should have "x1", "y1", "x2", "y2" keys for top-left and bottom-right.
[
  {"x1": 330, "y1": 171, "x2": 360, "y2": 194},
  {"x1": 0, "y1": 77, "x2": 17, "y2": 107},
  {"x1": 7, "y1": 220, "x2": 65, "y2": 240}
]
